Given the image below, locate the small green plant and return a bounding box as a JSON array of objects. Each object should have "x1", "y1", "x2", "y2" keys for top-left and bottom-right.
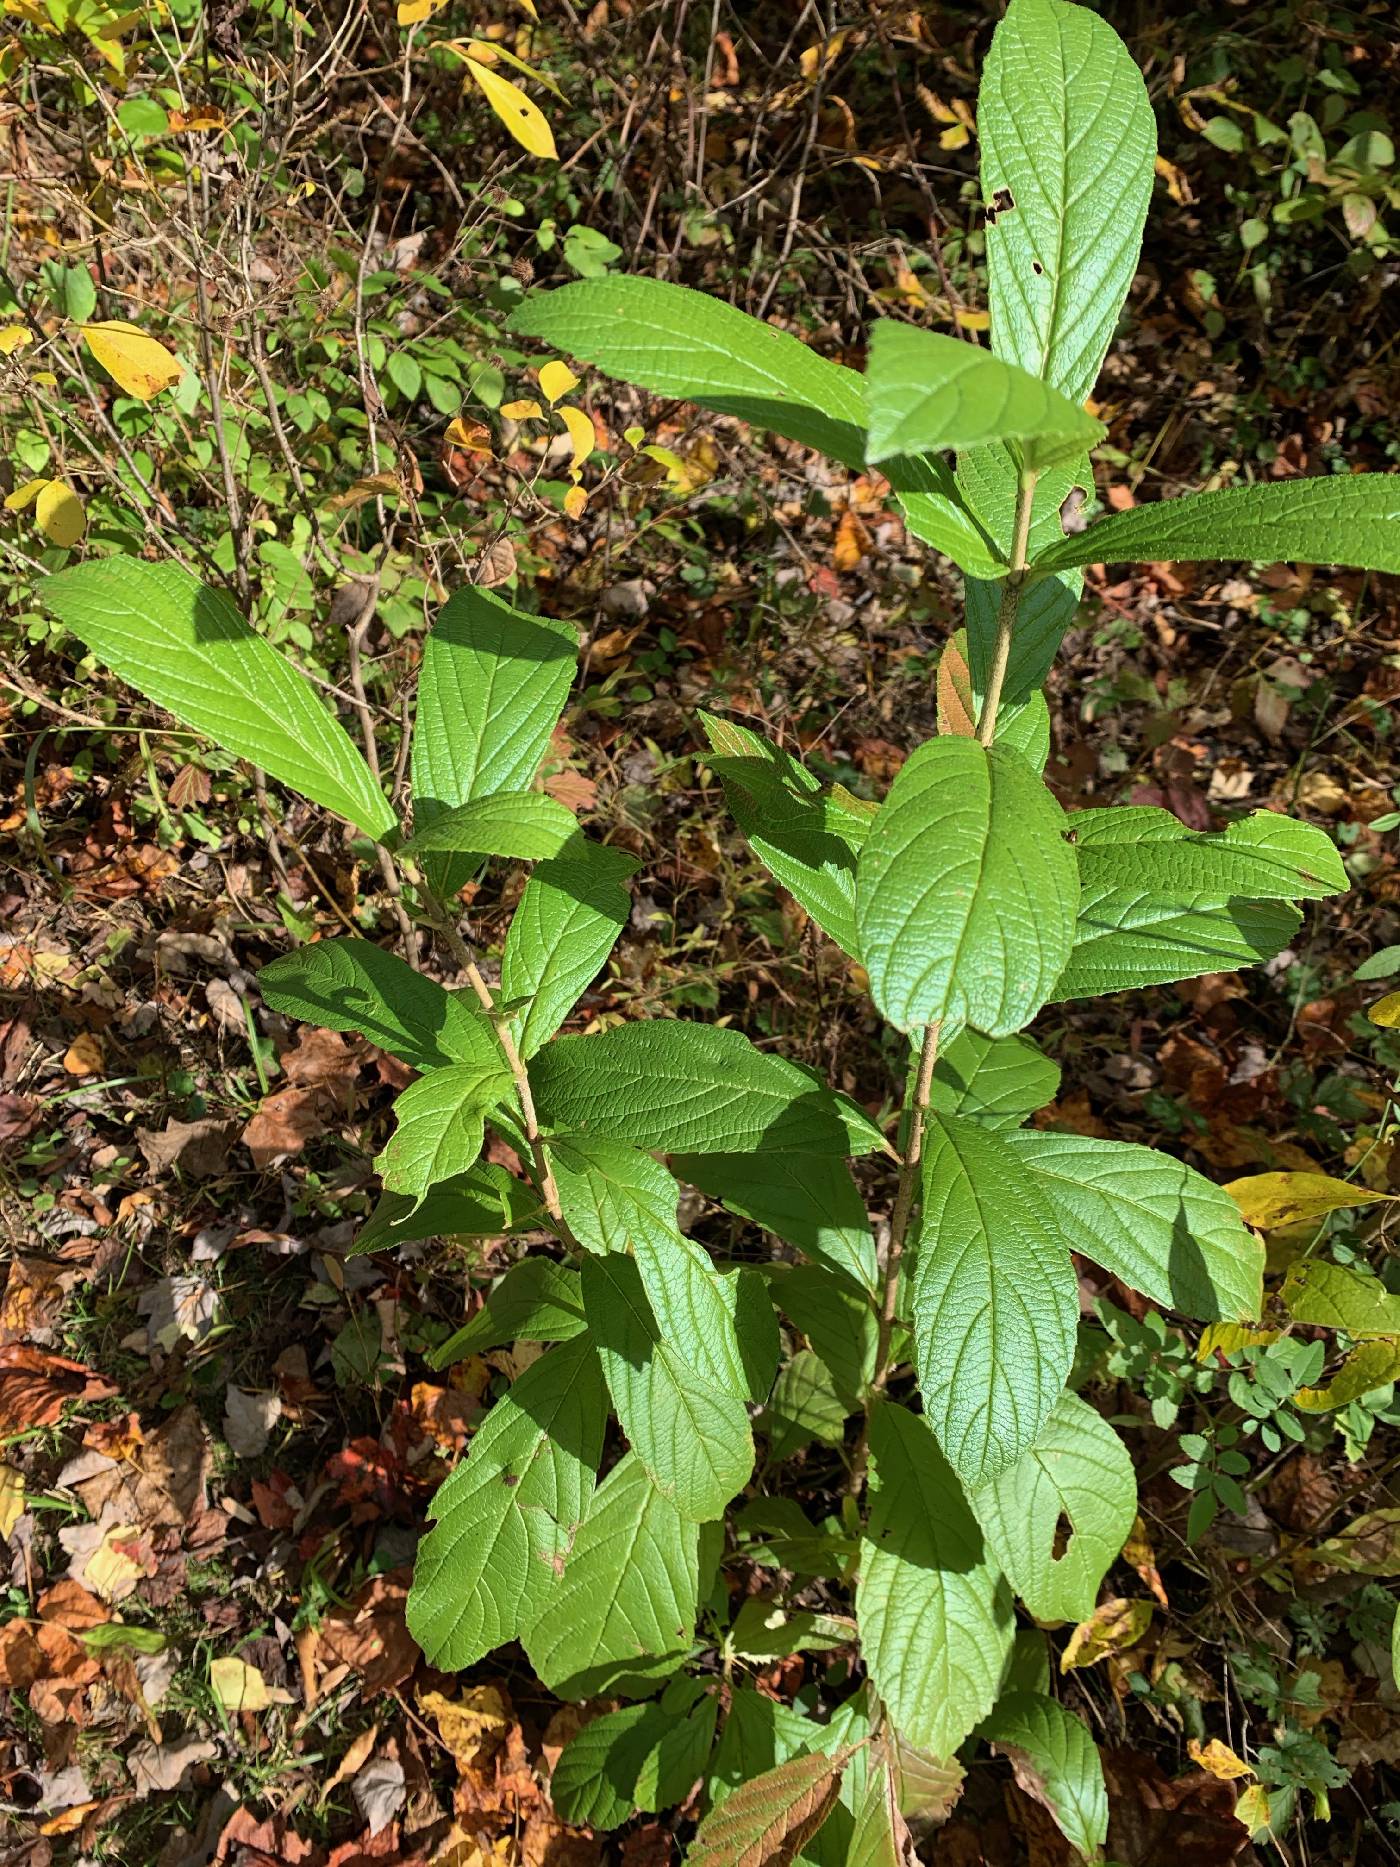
[{"x1": 32, "y1": 0, "x2": 1400, "y2": 1855}]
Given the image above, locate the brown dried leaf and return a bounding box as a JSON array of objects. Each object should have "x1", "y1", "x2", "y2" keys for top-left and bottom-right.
[{"x1": 687, "y1": 1746, "x2": 853, "y2": 1867}]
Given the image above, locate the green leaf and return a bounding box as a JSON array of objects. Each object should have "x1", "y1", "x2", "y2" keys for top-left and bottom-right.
[
  {"x1": 1070, "y1": 806, "x2": 1347, "y2": 901},
  {"x1": 551, "y1": 1685, "x2": 718, "y2": 1829},
  {"x1": 411, "y1": 585, "x2": 578, "y2": 895},
  {"x1": 352, "y1": 1163, "x2": 540, "y2": 1256},
  {"x1": 549, "y1": 1131, "x2": 683, "y2": 1254},
  {"x1": 765, "y1": 1263, "x2": 877, "y2": 1409},
  {"x1": 937, "y1": 630, "x2": 1051, "y2": 774},
  {"x1": 763, "y1": 1349, "x2": 850, "y2": 1457},
  {"x1": 913, "y1": 1115, "x2": 1078, "y2": 1486},
  {"x1": 966, "y1": 566, "x2": 1082, "y2": 709},
  {"x1": 864, "y1": 322, "x2": 1104, "y2": 469},
  {"x1": 429, "y1": 1257, "x2": 585, "y2": 1367},
  {"x1": 1052, "y1": 888, "x2": 1301, "y2": 999},
  {"x1": 701, "y1": 734, "x2": 863, "y2": 956},
  {"x1": 674, "y1": 1152, "x2": 878, "y2": 1298},
  {"x1": 971, "y1": 1392, "x2": 1137, "y2": 1624},
  {"x1": 856, "y1": 738, "x2": 1079, "y2": 1037},
  {"x1": 500, "y1": 838, "x2": 640, "y2": 1057},
  {"x1": 509, "y1": 276, "x2": 869, "y2": 467},
  {"x1": 978, "y1": 1692, "x2": 1109, "y2": 1863},
  {"x1": 1002, "y1": 1130, "x2": 1265, "y2": 1322},
  {"x1": 530, "y1": 1022, "x2": 887, "y2": 1157},
  {"x1": 376, "y1": 1061, "x2": 513, "y2": 1206},
  {"x1": 402, "y1": 789, "x2": 577, "y2": 860},
  {"x1": 41, "y1": 559, "x2": 394, "y2": 838},
  {"x1": 582, "y1": 1248, "x2": 755, "y2": 1521},
  {"x1": 979, "y1": 0, "x2": 1156, "y2": 405},
  {"x1": 1036, "y1": 474, "x2": 1400, "y2": 577},
  {"x1": 928, "y1": 1029, "x2": 1060, "y2": 1130},
  {"x1": 259, "y1": 938, "x2": 501, "y2": 1073},
  {"x1": 406, "y1": 1335, "x2": 607, "y2": 1669},
  {"x1": 857, "y1": 1404, "x2": 1014, "y2": 1754},
  {"x1": 522, "y1": 1450, "x2": 706, "y2": 1699},
  {"x1": 1282, "y1": 1259, "x2": 1400, "y2": 1338},
  {"x1": 846, "y1": 1752, "x2": 916, "y2": 1867},
  {"x1": 729, "y1": 1598, "x2": 854, "y2": 1662},
  {"x1": 688, "y1": 1748, "x2": 852, "y2": 1867}
]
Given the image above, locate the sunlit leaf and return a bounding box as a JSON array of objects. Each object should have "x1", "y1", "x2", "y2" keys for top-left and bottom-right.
[
  {"x1": 463, "y1": 55, "x2": 557, "y2": 160},
  {"x1": 80, "y1": 319, "x2": 184, "y2": 399}
]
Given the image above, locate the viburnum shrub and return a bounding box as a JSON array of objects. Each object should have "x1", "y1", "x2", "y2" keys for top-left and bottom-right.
[{"x1": 38, "y1": 0, "x2": 1400, "y2": 1856}]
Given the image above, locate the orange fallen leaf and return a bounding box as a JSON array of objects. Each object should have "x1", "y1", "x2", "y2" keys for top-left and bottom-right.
[{"x1": 63, "y1": 1031, "x2": 104, "y2": 1076}]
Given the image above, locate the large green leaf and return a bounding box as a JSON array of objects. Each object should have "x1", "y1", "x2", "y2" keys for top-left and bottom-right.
[
  {"x1": 978, "y1": 1692, "x2": 1109, "y2": 1864},
  {"x1": 530, "y1": 1022, "x2": 887, "y2": 1156},
  {"x1": 376, "y1": 1061, "x2": 512, "y2": 1206},
  {"x1": 1003, "y1": 1129, "x2": 1265, "y2": 1322},
  {"x1": 700, "y1": 716, "x2": 864, "y2": 956},
  {"x1": 1071, "y1": 806, "x2": 1347, "y2": 901},
  {"x1": 41, "y1": 559, "x2": 393, "y2": 837},
  {"x1": 927, "y1": 1029, "x2": 1060, "y2": 1130},
  {"x1": 402, "y1": 789, "x2": 577, "y2": 860},
  {"x1": 549, "y1": 1130, "x2": 683, "y2": 1255},
  {"x1": 979, "y1": 0, "x2": 1156, "y2": 406},
  {"x1": 429, "y1": 1257, "x2": 585, "y2": 1366},
  {"x1": 500, "y1": 837, "x2": 640, "y2": 1058},
  {"x1": 1036, "y1": 473, "x2": 1400, "y2": 577},
  {"x1": 509, "y1": 276, "x2": 868, "y2": 468},
  {"x1": 855, "y1": 738, "x2": 1079, "y2": 1036},
  {"x1": 965, "y1": 565, "x2": 1082, "y2": 709},
  {"x1": 912, "y1": 1115, "x2": 1078, "y2": 1486},
  {"x1": 864, "y1": 322, "x2": 1104, "y2": 469},
  {"x1": 411, "y1": 585, "x2": 578, "y2": 895},
  {"x1": 551, "y1": 1680, "x2": 718, "y2": 1830},
  {"x1": 582, "y1": 1247, "x2": 755, "y2": 1521},
  {"x1": 1283, "y1": 1259, "x2": 1400, "y2": 1338},
  {"x1": 352, "y1": 1163, "x2": 539, "y2": 1256},
  {"x1": 673, "y1": 1152, "x2": 879, "y2": 1297},
  {"x1": 406, "y1": 1335, "x2": 607, "y2": 1668},
  {"x1": 972, "y1": 1392, "x2": 1136, "y2": 1624},
  {"x1": 1052, "y1": 887, "x2": 1301, "y2": 999},
  {"x1": 259, "y1": 938, "x2": 501, "y2": 1073},
  {"x1": 522, "y1": 1450, "x2": 706, "y2": 1699},
  {"x1": 857, "y1": 1404, "x2": 1014, "y2": 1754},
  {"x1": 847, "y1": 1752, "x2": 916, "y2": 1867}
]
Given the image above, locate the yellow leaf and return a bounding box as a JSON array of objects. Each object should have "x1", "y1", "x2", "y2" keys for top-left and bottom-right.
[
  {"x1": 0, "y1": 1465, "x2": 24, "y2": 1540},
  {"x1": 501, "y1": 398, "x2": 543, "y2": 421},
  {"x1": 1296, "y1": 1338, "x2": 1400, "y2": 1412},
  {"x1": 397, "y1": 0, "x2": 447, "y2": 22},
  {"x1": 1224, "y1": 1170, "x2": 1391, "y2": 1230},
  {"x1": 1235, "y1": 1784, "x2": 1273, "y2": 1839},
  {"x1": 1196, "y1": 1323, "x2": 1279, "y2": 1364},
  {"x1": 36, "y1": 479, "x2": 84, "y2": 548},
  {"x1": 4, "y1": 478, "x2": 46, "y2": 511},
  {"x1": 1369, "y1": 990, "x2": 1400, "y2": 1028},
  {"x1": 458, "y1": 38, "x2": 565, "y2": 103},
  {"x1": 538, "y1": 358, "x2": 579, "y2": 404},
  {"x1": 2, "y1": 0, "x2": 47, "y2": 26},
  {"x1": 463, "y1": 55, "x2": 556, "y2": 159},
  {"x1": 326, "y1": 472, "x2": 401, "y2": 513},
  {"x1": 63, "y1": 1031, "x2": 103, "y2": 1076},
  {"x1": 939, "y1": 122, "x2": 970, "y2": 150},
  {"x1": 445, "y1": 415, "x2": 492, "y2": 452},
  {"x1": 419, "y1": 1684, "x2": 512, "y2": 1769},
  {"x1": 558, "y1": 404, "x2": 593, "y2": 472},
  {"x1": 81, "y1": 320, "x2": 183, "y2": 400},
  {"x1": 515, "y1": 0, "x2": 538, "y2": 16},
  {"x1": 953, "y1": 306, "x2": 991, "y2": 332},
  {"x1": 1188, "y1": 1737, "x2": 1254, "y2": 1781},
  {"x1": 168, "y1": 106, "x2": 226, "y2": 133},
  {"x1": 1060, "y1": 1597, "x2": 1153, "y2": 1671},
  {"x1": 563, "y1": 482, "x2": 587, "y2": 519},
  {"x1": 85, "y1": 1523, "x2": 145, "y2": 1601},
  {"x1": 211, "y1": 1654, "x2": 271, "y2": 1712},
  {"x1": 0, "y1": 324, "x2": 32, "y2": 354}
]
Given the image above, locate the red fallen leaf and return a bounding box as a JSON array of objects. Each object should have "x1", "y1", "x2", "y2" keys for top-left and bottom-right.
[
  {"x1": 241, "y1": 1084, "x2": 338, "y2": 1166},
  {"x1": 327, "y1": 1437, "x2": 411, "y2": 1522},
  {"x1": 38, "y1": 1580, "x2": 109, "y2": 1633},
  {"x1": 0, "y1": 1344, "x2": 116, "y2": 1434},
  {"x1": 319, "y1": 1575, "x2": 418, "y2": 1696},
  {"x1": 213, "y1": 1805, "x2": 319, "y2": 1865},
  {"x1": 327, "y1": 1825, "x2": 430, "y2": 1867},
  {"x1": 251, "y1": 1472, "x2": 298, "y2": 1532},
  {"x1": 282, "y1": 1026, "x2": 361, "y2": 1088}
]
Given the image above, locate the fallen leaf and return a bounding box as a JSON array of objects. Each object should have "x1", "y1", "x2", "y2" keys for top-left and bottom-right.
[
  {"x1": 128, "y1": 1735, "x2": 217, "y2": 1796},
  {"x1": 137, "y1": 1277, "x2": 219, "y2": 1353},
  {"x1": 62, "y1": 1030, "x2": 104, "y2": 1076},
  {"x1": 224, "y1": 1387, "x2": 282, "y2": 1458},
  {"x1": 419, "y1": 1683, "x2": 513, "y2": 1769},
  {"x1": 320, "y1": 1576, "x2": 418, "y2": 1695},
  {"x1": 211, "y1": 1654, "x2": 271, "y2": 1712},
  {"x1": 74, "y1": 1402, "x2": 210, "y2": 1530},
  {"x1": 1061, "y1": 1598, "x2": 1154, "y2": 1672},
  {"x1": 136, "y1": 1115, "x2": 238, "y2": 1179},
  {"x1": 1188, "y1": 1738, "x2": 1253, "y2": 1781},
  {"x1": 353, "y1": 1755, "x2": 406, "y2": 1836},
  {"x1": 0, "y1": 1464, "x2": 23, "y2": 1539},
  {"x1": 0, "y1": 1344, "x2": 116, "y2": 1433}
]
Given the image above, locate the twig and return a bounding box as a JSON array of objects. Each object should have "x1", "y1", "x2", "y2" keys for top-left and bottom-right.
[{"x1": 851, "y1": 1019, "x2": 941, "y2": 1492}]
